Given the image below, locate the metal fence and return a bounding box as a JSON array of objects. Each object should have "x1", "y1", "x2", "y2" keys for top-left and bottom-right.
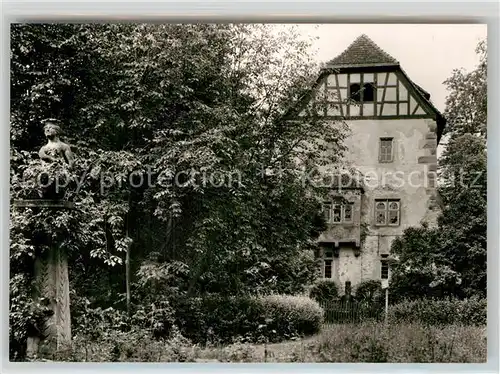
[{"x1": 320, "y1": 300, "x2": 385, "y2": 324}]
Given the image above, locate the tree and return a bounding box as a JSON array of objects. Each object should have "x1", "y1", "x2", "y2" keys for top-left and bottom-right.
[
  {"x1": 442, "y1": 40, "x2": 487, "y2": 138},
  {"x1": 10, "y1": 24, "x2": 348, "y2": 359},
  {"x1": 390, "y1": 40, "x2": 487, "y2": 301}
]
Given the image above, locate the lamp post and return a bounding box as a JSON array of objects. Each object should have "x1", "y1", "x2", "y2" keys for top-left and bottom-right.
[
  {"x1": 382, "y1": 255, "x2": 399, "y2": 325},
  {"x1": 382, "y1": 278, "x2": 389, "y2": 324}
]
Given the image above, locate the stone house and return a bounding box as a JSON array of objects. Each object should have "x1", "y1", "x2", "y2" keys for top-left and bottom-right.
[{"x1": 301, "y1": 35, "x2": 446, "y2": 294}]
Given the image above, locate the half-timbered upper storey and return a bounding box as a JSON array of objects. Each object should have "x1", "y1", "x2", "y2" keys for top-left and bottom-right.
[{"x1": 298, "y1": 34, "x2": 446, "y2": 143}]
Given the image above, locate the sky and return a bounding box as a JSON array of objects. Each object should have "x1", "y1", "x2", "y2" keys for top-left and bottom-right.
[{"x1": 296, "y1": 24, "x2": 487, "y2": 113}]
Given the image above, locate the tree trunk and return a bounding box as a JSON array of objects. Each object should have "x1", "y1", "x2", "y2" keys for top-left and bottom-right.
[{"x1": 126, "y1": 240, "x2": 131, "y2": 317}]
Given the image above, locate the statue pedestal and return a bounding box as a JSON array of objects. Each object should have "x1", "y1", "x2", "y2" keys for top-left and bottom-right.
[{"x1": 14, "y1": 199, "x2": 74, "y2": 360}]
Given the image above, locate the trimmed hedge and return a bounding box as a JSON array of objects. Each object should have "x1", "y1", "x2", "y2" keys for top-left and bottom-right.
[
  {"x1": 170, "y1": 294, "x2": 323, "y2": 345},
  {"x1": 388, "y1": 297, "x2": 486, "y2": 326},
  {"x1": 257, "y1": 294, "x2": 324, "y2": 338}
]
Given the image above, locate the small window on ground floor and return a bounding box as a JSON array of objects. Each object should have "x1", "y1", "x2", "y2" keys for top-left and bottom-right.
[
  {"x1": 381, "y1": 261, "x2": 389, "y2": 280},
  {"x1": 324, "y1": 260, "x2": 333, "y2": 279}
]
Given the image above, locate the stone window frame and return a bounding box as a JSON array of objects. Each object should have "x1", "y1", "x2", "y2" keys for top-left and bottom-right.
[
  {"x1": 379, "y1": 137, "x2": 394, "y2": 163},
  {"x1": 323, "y1": 249, "x2": 335, "y2": 279},
  {"x1": 323, "y1": 201, "x2": 354, "y2": 224},
  {"x1": 375, "y1": 199, "x2": 401, "y2": 226}
]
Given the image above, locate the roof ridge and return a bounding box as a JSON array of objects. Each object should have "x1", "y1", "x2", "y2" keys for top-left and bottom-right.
[
  {"x1": 359, "y1": 34, "x2": 399, "y2": 64},
  {"x1": 326, "y1": 34, "x2": 399, "y2": 67}
]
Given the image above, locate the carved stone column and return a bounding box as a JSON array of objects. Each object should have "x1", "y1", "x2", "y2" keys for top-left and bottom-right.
[{"x1": 15, "y1": 200, "x2": 74, "y2": 359}]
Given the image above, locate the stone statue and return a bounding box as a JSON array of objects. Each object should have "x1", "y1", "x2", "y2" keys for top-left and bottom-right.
[
  {"x1": 38, "y1": 120, "x2": 74, "y2": 168},
  {"x1": 22, "y1": 119, "x2": 75, "y2": 359},
  {"x1": 35, "y1": 120, "x2": 75, "y2": 200}
]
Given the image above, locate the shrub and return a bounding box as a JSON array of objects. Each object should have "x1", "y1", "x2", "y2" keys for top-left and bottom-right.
[
  {"x1": 68, "y1": 325, "x2": 197, "y2": 362},
  {"x1": 170, "y1": 294, "x2": 323, "y2": 345},
  {"x1": 170, "y1": 295, "x2": 261, "y2": 345},
  {"x1": 256, "y1": 294, "x2": 324, "y2": 340},
  {"x1": 309, "y1": 280, "x2": 339, "y2": 303},
  {"x1": 388, "y1": 297, "x2": 486, "y2": 326},
  {"x1": 355, "y1": 280, "x2": 384, "y2": 303}
]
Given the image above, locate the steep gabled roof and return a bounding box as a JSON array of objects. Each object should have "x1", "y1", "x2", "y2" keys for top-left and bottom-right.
[
  {"x1": 322, "y1": 34, "x2": 446, "y2": 142},
  {"x1": 287, "y1": 35, "x2": 446, "y2": 144},
  {"x1": 326, "y1": 34, "x2": 399, "y2": 68}
]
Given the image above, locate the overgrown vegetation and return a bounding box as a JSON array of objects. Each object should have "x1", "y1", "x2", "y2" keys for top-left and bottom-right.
[
  {"x1": 10, "y1": 23, "x2": 344, "y2": 361},
  {"x1": 61, "y1": 322, "x2": 486, "y2": 363},
  {"x1": 168, "y1": 294, "x2": 323, "y2": 345},
  {"x1": 390, "y1": 41, "x2": 487, "y2": 301},
  {"x1": 388, "y1": 297, "x2": 486, "y2": 326},
  {"x1": 9, "y1": 24, "x2": 487, "y2": 363},
  {"x1": 309, "y1": 280, "x2": 339, "y2": 303}
]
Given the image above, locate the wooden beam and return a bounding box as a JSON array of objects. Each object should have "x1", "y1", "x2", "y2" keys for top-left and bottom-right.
[
  {"x1": 321, "y1": 114, "x2": 434, "y2": 121},
  {"x1": 360, "y1": 72, "x2": 364, "y2": 116},
  {"x1": 346, "y1": 73, "x2": 350, "y2": 117},
  {"x1": 396, "y1": 75, "x2": 400, "y2": 116},
  {"x1": 379, "y1": 72, "x2": 389, "y2": 116},
  {"x1": 334, "y1": 73, "x2": 344, "y2": 117}
]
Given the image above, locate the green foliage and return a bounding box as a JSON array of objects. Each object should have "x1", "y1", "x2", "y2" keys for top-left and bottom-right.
[
  {"x1": 9, "y1": 273, "x2": 52, "y2": 361},
  {"x1": 170, "y1": 295, "x2": 260, "y2": 345},
  {"x1": 309, "y1": 280, "x2": 339, "y2": 303},
  {"x1": 169, "y1": 294, "x2": 322, "y2": 345},
  {"x1": 197, "y1": 323, "x2": 486, "y2": 363},
  {"x1": 359, "y1": 222, "x2": 369, "y2": 246},
  {"x1": 257, "y1": 294, "x2": 324, "y2": 339},
  {"x1": 62, "y1": 322, "x2": 488, "y2": 363},
  {"x1": 10, "y1": 23, "x2": 349, "y2": 360},
  {"x1": 388, "y1": 298, "x2": 486, "y2": 326},
  {"x1": 355, "y1": 280, "x2": 384, "y2": 303},
  {"x1": 391, "y1": 40, "x2": 487, "y2": 301},
  {"x1": 390, "y1": 226, "x2": 461, "y2": 301},
  {"x1": 69, "y1": 325, "x2": 196, "y2": 362},
  {"x1": 443, "y1": 40, "x2": 487, "y2": 137}
]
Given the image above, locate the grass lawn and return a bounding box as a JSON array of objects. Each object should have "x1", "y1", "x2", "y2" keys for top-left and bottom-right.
[{"x1": 195, "y1": 322, "x2": 487, "y2": 363}]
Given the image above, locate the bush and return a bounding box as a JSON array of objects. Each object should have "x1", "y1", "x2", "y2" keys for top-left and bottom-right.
[
  {"x1": 388, "y1": 297, "x2": 486, "y2": 326},
  {"x1": 256, "y1": 294, "x2": 324, "y2": 340},
  {"x1": 355, "y1": 280, "x2": 384, "y2": 303},
  {"x1": 170, "y1": 295, "x2": 260, "y2": 345},
  {"x1": 68, "y1": 326, "x2": 197, "y2": 362},
  {"x1": 309, "y1": 280, "x2": 339, "y2": 303},
  {"x1": 170, "y1": 294, "x2": 323, "y2": 345}
]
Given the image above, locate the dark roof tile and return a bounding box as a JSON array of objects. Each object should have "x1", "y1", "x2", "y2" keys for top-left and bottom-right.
[{"x1": 327, "y1": 34, "x2": 399, "y2": 67}]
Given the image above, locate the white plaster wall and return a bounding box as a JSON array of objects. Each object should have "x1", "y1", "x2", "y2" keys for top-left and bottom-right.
[
  {"x1": 328, "y1": 117, "x2": 439, "y2": 291},
  {"x1": 343, "y1": 118, "x2": 437, "y2": 233}
]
